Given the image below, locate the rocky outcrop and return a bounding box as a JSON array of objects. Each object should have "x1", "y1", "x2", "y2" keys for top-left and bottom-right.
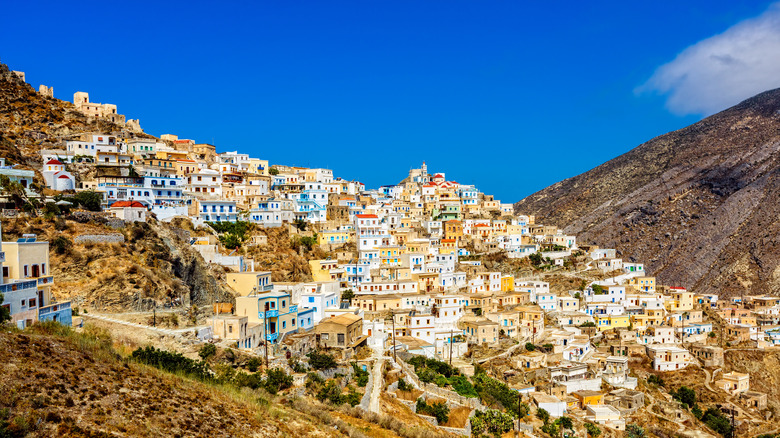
[{"x1": 515, "y1": 88, "x2": 780, "y2": 297}]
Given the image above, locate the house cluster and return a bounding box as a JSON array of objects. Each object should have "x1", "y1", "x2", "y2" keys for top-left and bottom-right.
[
  {"x1": 38, "y1": 132, "x2": 366, "y2": 226},
  {"x1": 4, "y1": 125, "x2": 770, "y2": 431}
]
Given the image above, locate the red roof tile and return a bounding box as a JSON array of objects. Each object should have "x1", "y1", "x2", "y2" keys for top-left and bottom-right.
[{"x1": 110, "y1": 201, "x2": 146, "y2": 208}]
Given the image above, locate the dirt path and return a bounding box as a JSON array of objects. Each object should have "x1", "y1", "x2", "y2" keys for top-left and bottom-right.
[
  {"x1": 84, "y1": 313, "x2": 207, "y2": 339},
  {"x1": 368, "y1": 348, "x2": 385, "y2": 414}
]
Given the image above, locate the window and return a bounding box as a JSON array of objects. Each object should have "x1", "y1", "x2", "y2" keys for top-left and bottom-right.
[
  {"x1": 228, "y1": 325, "x2": 233, "y2": 333},
  {"x1": 23, "y1": 265, "x2": 28, "y2": 277}
]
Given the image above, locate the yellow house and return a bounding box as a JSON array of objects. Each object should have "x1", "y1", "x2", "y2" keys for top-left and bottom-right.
[
  {"x1": 226, "y1": 271, "x2": 273, "y2": 295},
  {"x1": 380, "y1": 246, "x2": 402, "y2": 265},
  {"x1": 595, "y1": 314, "x2": 631, "y2": 331},
  {"x1": 500, "y1": 275, "x2": 514, "y2": 292},
  {"x1": 405, "y1": 239, "x2": 430, "y2": 255},
  {"x1": 573, "y1": 390, "x2": 604, "y2": 409},
  {"x1": 355, "y1": 294, "x2": 403, "y2": 312},
  {"x1": 630, "y1": 310, "x2": 665, "y2": 329},
  {"x1": 247, "y1": 158, "x2": 269, "y2": 175},
  {"x1": 666, "y1": 288, "x2": 694, "y2": 312},
  {"x1": 440, "y1": 239, "x2": 458, "y2": 255},
  {"x1": 319, "y1": 229, "x2": 351, "y2": 246},
  {"x1": 308, "y1": 260, "x2": 344, "y2": 283},
  {"x1": 2, "y1": 237, "x2": 54, "y2": 302},
  {"x1": 627, "y1": 276, "x2": 656, "y2": 293},
  {"x1": 444, "y1": 220, "x2": 463, "y2": 241},
  {"x1": 155, "y1": 149, "x2": 189, "y2": 161},
  {"x1": 235, "y1": 290, "x2": 298, "y2": 343}
]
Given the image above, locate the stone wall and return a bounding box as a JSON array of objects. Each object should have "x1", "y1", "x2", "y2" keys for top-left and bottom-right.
[{"x1": 75, "y1": 233, "x2": 125, "y2": 244}]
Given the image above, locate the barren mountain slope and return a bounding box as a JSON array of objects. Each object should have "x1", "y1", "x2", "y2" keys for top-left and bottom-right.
[
  {"x1": 515, "y1": 88, "x2": 780, "y2": 297},
  {"x1": 0, "y1": 62, "x2": 150, "y2": 169}
]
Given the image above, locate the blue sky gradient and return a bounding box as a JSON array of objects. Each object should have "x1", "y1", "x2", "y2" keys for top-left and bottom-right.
[{"x1": 0, "y1": 1, "x2": 774, "y2": 201}]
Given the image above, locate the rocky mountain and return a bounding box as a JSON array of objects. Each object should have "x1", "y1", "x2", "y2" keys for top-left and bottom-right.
[
  {"x1": 0, "y1": 61, "x2": 151, "y2": 170},
  {"x1": 515, "y1": 88, "x2": 780, "y2": 297}
]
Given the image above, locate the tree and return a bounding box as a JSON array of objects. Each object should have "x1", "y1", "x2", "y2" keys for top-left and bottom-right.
[
  {"x1": 592, "y1": 284, "x2": 604, "y2": 295},
  {"x1": 73, "y1": 190, "x2": 103, "y2": 211},
  {"x1": 672, "y1": 386, "x2": 696, "y2": 408},
  {"x1": 536, "y1": 407, "x2": 550, "y2": 424},
  {"x1": 525, "y1": 342, "x2": 536, "y2": 351},
  {"x1": 647, "y1": 374, "x2": 665, "y2": 387},
  {"x1": 220, "y1": 233, "x2": 242, "y2": 250},
  {"x1": 701, "y1": 407, "x2": 733, "y2": 437},
  {"x1": 263, "y1": 368, "x2": 293, "y2": 394},
  {"x1": 268, "y1": 167, "x2": 279, "y2": 175},
  {"x1": 199, "y1": 343, "x2": 217, "y2": 360},
  {"x1": 307, "y1": 350, "x2": 337, "y2": 370},
  {"x1": 0, "y1": 292, "x2": 9, "y2": 323},
  {"x1": 558, "y1": 416, "x2": 573, "y2": 430},
  {"x1": 626, "y1": 424, "x2": 645, "y2": 438},
  {"x1": 470, "y1": 409, "x2": 514, "y2": 436},
  {"x1": 585, "y1": 422, "x2": 601, "y2": 437},
  {"x1": 341, "y1": 289, "x2": 355, "y2": 304},
  {"x1": 416, "y1": 398, "x2": 449, "y2": 424},
  {"x1": 51, "y1": 236, "x2": 73, "y2": 255}
]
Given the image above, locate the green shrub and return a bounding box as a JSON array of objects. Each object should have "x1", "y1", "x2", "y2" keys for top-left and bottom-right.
[
  {"x1": 416, "y1": 398, "x2": 449, "y2": 424},
  {"x1": 308, "y1": 350, "x2": 337, "y2": 370},
  {"x1": 448, "y1": 375, "x2": 478, "y2": 397},
  {"x1": 352, "y1": 362, "x2": 369, "y2": 387},
  {"x1": 264, "y1": 368, "x2": 293, "y2": 394},
  {"x1": 585, "y1": 422, "x2": 601, "y2": 437},
  {"x1": 701, "y1": 407, "x2": 732, "y2": 437},
  {"x1": 51, "y1": 236, "x2": 72, "y2": 255},
  {"x1": 473, "y1": 372, "x2": 520, "y2": 414},
  {"x1": 647, "y1": 374, "x2": 665, "y2": 387},
  {"x1": 198, "y1": 343, "x2": 217, "y2": 360},
  {"x1": 470, "y1": 409, "x2": 513, "y2": 435},
  {"x1": 131, "y1": 346, "x2": 210, "y2": 381}
]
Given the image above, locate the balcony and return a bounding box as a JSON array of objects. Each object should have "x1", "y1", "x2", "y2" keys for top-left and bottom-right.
[
  {"x1": 259, "y1": 309, "x2": 279, "y2": 318},
  {"x1": 266, "y1": 332, "x2": 278, "y2": 342},
  {"x1": 38, "y1": 301, "x2": 72, "y2": 326},
  {"x1": 289, "y1": 305, "x2": 298, "y2": 314},
  {"x1": 259, "y1": 284, "x2": 273, "y2": 293},
  {"x1": 37, "y1": 276, "x2": 54, "y2": 287}
]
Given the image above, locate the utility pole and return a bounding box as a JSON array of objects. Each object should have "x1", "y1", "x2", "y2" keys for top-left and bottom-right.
[
  {"x1": 391, "y1": 313, "x2": 397, "y2": 363},
  {"x1": 449, "y1": 329, "x2": 453, "y2": 365},
  {"x1": 153, "y1": 307, "x2": 156, "y2": 327},
  {"x1": 515, "y1": 388, "x2": 523, "y2": 438}
]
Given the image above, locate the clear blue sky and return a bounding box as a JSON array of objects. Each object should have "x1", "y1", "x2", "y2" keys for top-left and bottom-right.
[{"x1": 1, "y1": 1, "x2": 774, "y2": 202}]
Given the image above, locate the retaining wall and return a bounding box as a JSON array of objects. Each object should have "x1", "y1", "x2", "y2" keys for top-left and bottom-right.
[{"x1": 75, "y1": 233, "x2": 125, "y2": 244}]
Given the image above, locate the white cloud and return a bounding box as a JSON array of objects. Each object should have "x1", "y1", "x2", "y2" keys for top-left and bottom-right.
[{"x1": 638, "y1": 3, "x2": 780, "y2": 116}]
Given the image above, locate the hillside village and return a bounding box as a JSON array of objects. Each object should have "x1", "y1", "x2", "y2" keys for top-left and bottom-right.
[{"x1": 4, "y1": 67, "x2": 780, "y2": 438}]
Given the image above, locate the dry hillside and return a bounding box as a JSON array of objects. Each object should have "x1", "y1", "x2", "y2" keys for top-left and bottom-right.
[
  {"x1": 1, "y1": 215, "x2": 233, "y2": 312},
  {"x1": 0, "y1": 62, "x2": 150, "y2": 170},
  {"x1": 515, "y1": 88, "x2": 780, "y2": 297}
]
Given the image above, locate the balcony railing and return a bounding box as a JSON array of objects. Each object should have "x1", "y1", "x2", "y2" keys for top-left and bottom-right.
[
  {"x1": 266, "y1": 332, "x2": 278, "y2": 342},
  {"x1": 259, "y1": 309, "x2": 279, "y2": 318},
  {"x1": 37, "y1": 276, "x2": 54, "y2": 286},
  {"x1": 289, "y1": 305, "x2": 298, "y2": 313},
  {"x1": 39, "y1": 301, "x2": 71, "y2": 317}
]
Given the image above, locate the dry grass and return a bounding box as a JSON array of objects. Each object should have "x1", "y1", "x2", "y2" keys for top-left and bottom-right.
[{"x1": 0, "y1": 325, "x2": 352, "y2": 437}]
